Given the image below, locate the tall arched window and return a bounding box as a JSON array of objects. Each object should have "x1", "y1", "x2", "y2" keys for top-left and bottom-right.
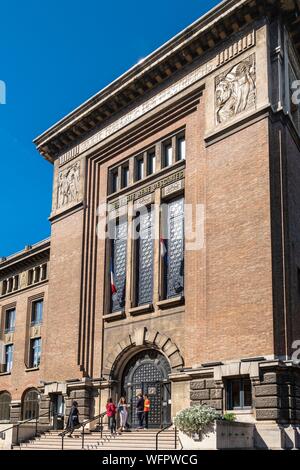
[
  {"x1": 0, "y1": 392, "x2": 11, "y2": 421},
  {"x1": 22, "y1": 389, "x2": 40, "y2": 420}
]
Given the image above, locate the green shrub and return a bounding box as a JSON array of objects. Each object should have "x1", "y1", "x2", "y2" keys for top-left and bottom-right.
[
  {"x1": 174, "y1": 405, "x2": 221, "y2": 437},
  {"x1": 222, "y1": 412, "x2": 236, "y2": 422}
]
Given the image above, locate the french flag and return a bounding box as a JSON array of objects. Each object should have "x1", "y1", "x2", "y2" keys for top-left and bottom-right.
[
  {"x1": 110, "y1": 260, "x2": 117, "y2": 297},
  {"x1": 160, "y1": 236, "x2": 167, "y2": 259}
]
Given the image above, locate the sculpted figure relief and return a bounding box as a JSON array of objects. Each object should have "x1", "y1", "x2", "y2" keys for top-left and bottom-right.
[
  {"x1": 57, "y1": 162, "x2": 80, "y2": 209},
  {"x1": 215, "y1": 54, "x2": 256, "y2": 124}
]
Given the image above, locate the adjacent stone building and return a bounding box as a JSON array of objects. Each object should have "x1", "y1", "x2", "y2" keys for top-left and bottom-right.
[{"x1": 1, "y1": 0, "x2": 300, "y2": 448}]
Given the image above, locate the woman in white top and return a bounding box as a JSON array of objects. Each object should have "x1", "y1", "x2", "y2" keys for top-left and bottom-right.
[{"x1": 117, "y1": 397, "x2": 128, "y2": 432}]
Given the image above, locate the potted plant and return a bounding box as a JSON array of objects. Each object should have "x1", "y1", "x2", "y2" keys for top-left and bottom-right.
[{"x1": 174, "y1": 404, "x2": 221, "y2": 441}]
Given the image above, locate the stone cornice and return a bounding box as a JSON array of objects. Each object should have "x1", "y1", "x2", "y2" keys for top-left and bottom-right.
[
  {"x1": 0, "y1": 239, "x2": 50, "y2": 275},
  {"x1": 33, "y1": 0, "x2": 300, "y2": 162}
]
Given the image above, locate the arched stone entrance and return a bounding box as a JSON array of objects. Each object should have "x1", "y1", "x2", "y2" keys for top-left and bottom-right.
[
  {"x1": 121, "y1": 349, "x2": 171, "y2": 428},
  {"x1": 103, "y1": 327, "x2": 184, "y2": 428}
]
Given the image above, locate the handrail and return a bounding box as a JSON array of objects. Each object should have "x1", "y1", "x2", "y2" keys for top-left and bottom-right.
[
  {"x1": 80, "y1": 411, "x2": 106, "y2": 450},
  {"x1": 1, "y1": 410, "x2": 55, "y2": 448},
  {"x1": 156, "y1": 422, "x2": 177, "y2": 450},
  {"x1": 1, "y1": 410, "x2": 50, "y2": 435}
]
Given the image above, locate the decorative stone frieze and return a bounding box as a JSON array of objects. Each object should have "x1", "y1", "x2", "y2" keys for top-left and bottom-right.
[
  {"x1": 57, "y1": 161, "x2": 81, "y2": 209},
  {"x1": 215, "y1": 53, "x2": 256, "y2": 124}
]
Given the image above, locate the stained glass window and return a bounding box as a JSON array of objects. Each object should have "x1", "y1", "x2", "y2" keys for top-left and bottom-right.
[{"x1": 136, "y1": 208, "x2": 154, "y2": 305}]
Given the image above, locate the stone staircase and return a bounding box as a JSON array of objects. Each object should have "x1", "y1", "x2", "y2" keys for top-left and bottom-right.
[{"x1": 13, "y1": 428, "x2": 180, "y2": 451}]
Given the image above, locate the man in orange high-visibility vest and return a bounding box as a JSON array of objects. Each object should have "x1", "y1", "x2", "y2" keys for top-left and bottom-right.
[{"x1": 143, "y1": 394, "x2": 150, "y2": 429}]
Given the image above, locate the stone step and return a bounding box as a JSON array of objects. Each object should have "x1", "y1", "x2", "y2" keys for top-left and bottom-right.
[
  {"x1": 13, "y1": 427, "x2": 179, "y2": 451},
  {"x1": 20, "y1": 440, "x2": 178, "y2": 448}
]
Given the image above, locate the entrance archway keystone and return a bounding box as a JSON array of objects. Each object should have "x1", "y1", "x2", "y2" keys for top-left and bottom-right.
[{"x1": 103, "y1": 327, "x2": 184, "y2": 378}]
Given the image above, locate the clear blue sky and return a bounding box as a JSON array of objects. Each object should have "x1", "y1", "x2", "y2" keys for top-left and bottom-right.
[{"x1": 0, "y1": 0, "x2": 219, "y2": 258}]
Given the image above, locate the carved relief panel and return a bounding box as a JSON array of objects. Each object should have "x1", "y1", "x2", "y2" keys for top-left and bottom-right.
[
  {"x1": 215, "y1": 54, "x2": 256, "y2": 125},
  {"x1": 56, "y1": 161, "x2": 81, "y2": 209}
]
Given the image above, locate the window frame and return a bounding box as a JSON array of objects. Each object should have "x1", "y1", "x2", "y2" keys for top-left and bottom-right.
[
  {"x1": 134, "y1": 205, "x2": 154, "y2": 307},
  {"x1": 121, "y1": 163, "x2": 130, "y2": 189},
  {"x1": 110, "y1": 167, "x2": 119, "y2": 194},
  {"x1": 160, "y1": 194, "x2": 185, "y2": 300},
  {"x1": 135, "y1": 154, "x2": 145, "y2": 181},
  {"x1": 146, "y1": 149, "x2": 156, "y2": 176},
  {"x1": 176, "y1": 134, "x2": 186, "y2": 161},
  {"x1": 22, "y1": 389, "x2": 40, "y2": 421},
  {"x1": 31, "y1": 299, "x2": 43, "y2": 326},
  {"x1": 4, "y1": 344, "x2": 14, "y2": 373},
  {"x1": 162, "y1": 140, "x2": 173, "y2": 168},
  {"x1": 0, "y1": 392, "x2": 11, "y2": 422},
  {"x1": 226, "y1": 377, "x2": 252, "y2": 411},
  {"x1": 29, "y1": 337, "x2": 42, "y2": 369},
  {"x1": 110, "y1": 217, "x2": 128, "y2": 313},
  {"x1": 4, "y1": 307, "x2": 16, "y2": 334}
]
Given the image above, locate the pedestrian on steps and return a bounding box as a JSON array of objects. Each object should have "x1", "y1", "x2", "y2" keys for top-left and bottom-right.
[
  {"x1": 143, "y1": 394, "x2": 150, "y2": 429},
  {"x1": 59, "y1": 401, "x2": 80, "y2": 438},
  {"x1": 136, "y1": 393, "x2": 144, "y2": 429},
  {"x1": 106, "y1": 398, "x2": 117, "y2": 434},
  {"x1": 117, "y1": 397, "x2": 128, "y2": 433}
]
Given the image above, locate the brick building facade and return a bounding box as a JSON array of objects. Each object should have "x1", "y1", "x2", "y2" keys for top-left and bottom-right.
[{"x1": 1, "y1": 0, "x2": 300, "y2": 448}]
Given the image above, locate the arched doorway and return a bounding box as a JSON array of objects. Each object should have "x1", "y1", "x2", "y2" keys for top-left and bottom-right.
[{"x1": 121, "y1": 350, "x2": 171, "y2": 429}]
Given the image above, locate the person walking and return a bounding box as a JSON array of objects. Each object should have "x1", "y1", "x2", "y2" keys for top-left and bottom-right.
[
  {"x1": 143, "y1": 394, "x2": 150, "y2": 429},
  {"x1": 59, "y1": 401, "x2": 80, "y2": 438},
  {"x1": 136, "y1": 393, "x2": 144, "y2": 429},
  {"x1": 117, "y1": 397, "x2": 128, "y2": 433},
  {"x1": 106, "y1": 398, "x2": 117, "y2": 435}
]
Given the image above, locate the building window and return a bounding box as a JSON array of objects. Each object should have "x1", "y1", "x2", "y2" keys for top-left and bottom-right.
[
  {"x1": 5, "y1": 308, "x2": 16, "y2": 333},
  {"x1": 28, "y1": 269, "x2": 34, "y2": 285},
  {"x1": 8, "y1": 278, "x2": 13, "y2": 293},
  {"x1": 0, "y1": 392, "x2": 11, "y2": 421},
  {"x1": 135, "y1": 208, "x2": 154, "y2": 306},
  {"x1": 29, "y1": 338, "x2": 42, "y2": 368},
  {"x1": 110, "y1": 169, "x2": 119, "y2": 194},
  {"x1": 163, "y1": 141, "x2": 173, "y2": 167},
  {"x1": 226, "y1": 377, "x2": 252, "y2": 410},
  {"x1": 147, "y1": 150, "x2": 156, "y2": 175},
  {"x1": 41, "y1": 263, "x2": 47, "y2": 281},
  {"x1": 161, "y1": 196, "x2": 184, "y2": 299},
  {"x1": 31, "y1": 300, "x2": 43, "y2": 326},
  {"x1": 136, "y1": 156, "x2": 144, "y2": 181},
  {"x1": 22, "y1": 389, "x2": 40, "y2": 420},
  {"x1": 4, "y1": 344, "x2": 14, "y2": 373},
  {"x1": 121, "y1": 165, "x2": 129, "y2": 189},
  {"x1": 1, "y1": 280, "x2": 7, "y2": 295},
  {"x1": 110, "y1": 218, "x2": 127, "y2": 312},
  {"x1": 177, "y1": 135, "x2": 186, "y2": 161}
]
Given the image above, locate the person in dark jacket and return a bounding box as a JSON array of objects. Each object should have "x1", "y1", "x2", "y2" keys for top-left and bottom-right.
[
  {"x1": 136, "y1": 393, "x2": 144, "y2": 429},
  {"x1": 60, "y1": 401, "x2": 80, "y2": 438}
]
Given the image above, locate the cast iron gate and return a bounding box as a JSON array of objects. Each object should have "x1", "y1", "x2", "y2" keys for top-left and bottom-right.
[{"x1": 122, "y1": 350, "x2": 171, "y2": 429}]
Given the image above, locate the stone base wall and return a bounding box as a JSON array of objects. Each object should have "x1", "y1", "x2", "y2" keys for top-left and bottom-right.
[
  {"x1": 187, "y1": 361, "x2": 300, "y2": 427},
  {"x1": 190, "y1": 377, "x2": 223, "y2": 411},
  {"x1": 254, "y1": 364, "x2": 300, "y2": 423}
]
